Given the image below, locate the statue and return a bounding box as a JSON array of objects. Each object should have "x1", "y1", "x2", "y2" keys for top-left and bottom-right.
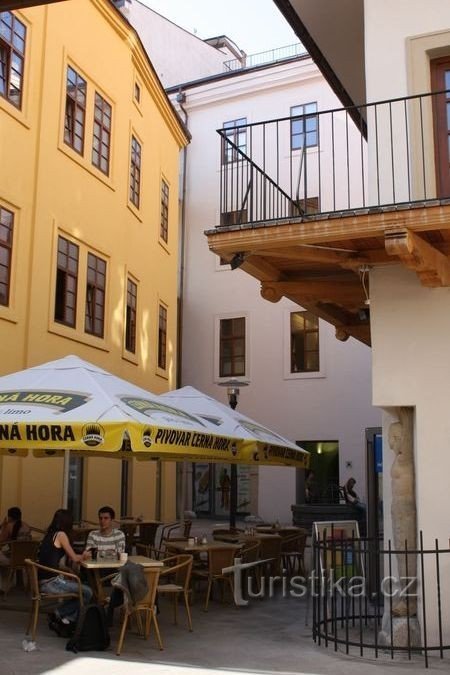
[{"x1": 388, "y1": 407, "x2": 417, "y2": 617}]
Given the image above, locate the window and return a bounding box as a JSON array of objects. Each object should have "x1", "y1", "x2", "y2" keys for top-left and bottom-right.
[
  {"x1": 158, "y1": 304, "x2": 167, "y2": 370},
  {"x1": 160, "y1": 179, "x2": 169, "y2": 242},
  {"x1": 85, "y1": 252, "x2": 106, "y2": 337},
  {"x1": 129, "y1": 135, "x2": 141, "y2": 208},
  {"x1": 290, "y1": 103, "x2": 318, "y2": 150},
  {"x1": 0, "y1": 206, "x2": 13, "y2": 306},
  {"x1": 223, "y1": 117, "x2": 247, "y2": 164},
  {"x1": 290, "y1": 311, "x2": 319, "y2": 373},
  {"x1": 92, "y1": 92, "x2": 111, "y2": 175},
  {"x1": 134, "y1": 82, "x2": 141, "y2": 103},
  {"x1": 219, "y1": 317, "x2": 245, "y2": 377},
  {"x1": 125, "y1": 278, "x2": 137, "y2": 353},
  {"x1": 0, "y1": 11, "x2": 26, "y2": 109},
  {"x1": 64, "y1": 66, "x2": 86, "y2": 154},
  {"x1": 54, "y1": 235, "x2": 78, "y2": 326}
]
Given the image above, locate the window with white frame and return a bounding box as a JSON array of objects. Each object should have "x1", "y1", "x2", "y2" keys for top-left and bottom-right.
[
  {"x1": 222, "y1": 117, "x2": 247, "y2": 164},
  {"x1": 290, "y1": 102, "x2": 318, "y2": 150},
  {"x1": 290, "y1": 310, "x2": 319, "y2": 373},
  {"x1": 219, "y1": 316, "x2": 246, "y2": 377}
]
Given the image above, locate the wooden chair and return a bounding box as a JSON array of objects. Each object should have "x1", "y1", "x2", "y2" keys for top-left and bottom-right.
[
  {"x1": 281, "y1": 530, "x2": 307, "y2": 576},
  {"x1": 1, "y1": 540, "x2": 40, "y2": 596},
  {"x1": 192, "y1": 546, "x2": 237, "y2": 611},
  {"x1": 258, "y1": 536, "x2": 283, "y2": 580},
  {"x1": 239, "y1": 540, "x2": 261, "y2": 594},
  {"x1": 157, "y1": 554, "x2": 193, "y2": 631},
  {"x1": 24, "y1": 558, "x2": 84, "y2": 641},
  {"x1": 116, "y1": 566, "x2": 162, "y2": 655}
]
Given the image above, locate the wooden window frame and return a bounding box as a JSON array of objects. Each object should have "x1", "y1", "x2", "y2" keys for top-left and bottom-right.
[
  {"x1": 290, "y1": 310, "x2": 319, "y2": 373},
  {"x1": 64, "y1": 65, "x2": 86, "y2": 155},
  {"x1": 219, "y1": 317, "x2": 246, "y2": 377},
  {"x1": 84, "y1": 252, "x2": 106, "y2": 338},
  {"x1": 125, "y1": 278, "x2": 137, "y2": 354},
  {"x1": 222, "y1": 117, "x2": 247, "y2": 164},
  {"x1": 54, "y1": 235, "x2": 79, "y2": 327},
  {"x1": 129, "y1": 135, "x2": 141, "y2": 208},
  {"x1": 0, "y1": 11, "x2": 26, "y2": 109},
  {"x1": 0, "y1": 206, "x2": 14, "y2": 307},
  {"x1": 160, "y1": 179, "x2": 169, "y2": 242},
  {"x1": 92, "y1": 91, "x2": 112, "y2": 175},
  {"x1": 157, "y1": 304, "x2": 167, "y2": 370},
  {"x1": 290, "y1": 102, "x2": 318, "y2": 151}
]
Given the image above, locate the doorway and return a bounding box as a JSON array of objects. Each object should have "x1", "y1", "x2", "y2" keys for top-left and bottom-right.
[
  {"x1": 296, "y1": 440, "x2": 339, "y2": 502},
  {"x1": 431, "y1": 56, "x2": 450, "y2": 196}
]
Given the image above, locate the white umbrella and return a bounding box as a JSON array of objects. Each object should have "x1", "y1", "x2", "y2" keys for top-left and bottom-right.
[
  {"x1": 0, "y1": 356, "x2": 246, "y2": 506},
  {"x1": 160, "y1": 385, "x2": 309, "y2": 469}
]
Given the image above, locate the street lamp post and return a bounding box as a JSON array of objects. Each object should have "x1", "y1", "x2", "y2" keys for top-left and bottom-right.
[{"x1": 218, "y1": 379, "x2": 249, "y2": 529}]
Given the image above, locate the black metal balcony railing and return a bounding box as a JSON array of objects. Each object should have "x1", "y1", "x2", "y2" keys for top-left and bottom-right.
[
  {"x1": 312, "y1": 528, "x2": 450, "y2": 668},
  {"x1": 223, "y1": 43, "x2": 307, "y2": 72},
  {"x1": 218, "y1": 90, "x2": 450, "y2": 226}
]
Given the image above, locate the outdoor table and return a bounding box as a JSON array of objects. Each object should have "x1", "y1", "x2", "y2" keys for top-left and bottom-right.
[
  {"x1": 255, "y1": 525, "x2": 304, "y2": 535},
  {"x1": 165, "y1": 539, "x2": 242, "y2": 554},
  {"x1": 81, "y1": 554, "x2": 164, "y2": 603},
  {"x1": 214, "y1": 531, "x2": 282, "y2": 544}
]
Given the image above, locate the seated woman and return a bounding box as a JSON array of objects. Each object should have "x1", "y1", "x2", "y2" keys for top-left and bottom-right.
[
  {"x1": 38, "y1": 509, "x2": 92, "y2": 633},
  {"x1": 0, "y1": 506, "x2": 32, "y2": 565}
]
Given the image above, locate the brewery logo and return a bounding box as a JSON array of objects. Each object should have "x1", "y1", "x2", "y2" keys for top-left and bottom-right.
[
  {"x1": 252, "y1": 451, "x2": 260, "y2": 462},
  {"x1": 82, "y1": 424, "x2": 104, "y2": 447},
  {"x1": 231, "y1": 442, "x2": 238, "y2": 457},
  {"x1": 142, "y1": 427, "x2": 152, "y2": 448}
]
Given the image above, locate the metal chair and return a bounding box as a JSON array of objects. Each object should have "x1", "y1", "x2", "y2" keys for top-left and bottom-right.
[
  {"x1": 258, "y1": 536, "x2": 283, "y2": 580},
  {"x1": 24, "y1": 558, "x2": 84, "y2": 641},
  {"x1": 116, "y1": 566, "x2": 162, "y2": 655},
  {"x1": 157, "y1": 554, "x2": 193, "y2": 631},
  {"x1": 1, "y1": 540, "x2": 40, "y2": 596}
]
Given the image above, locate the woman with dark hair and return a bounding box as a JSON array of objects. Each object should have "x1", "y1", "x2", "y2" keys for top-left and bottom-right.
[{"x1": 38, "y1": 509, "x2": 92, "y2": 632}]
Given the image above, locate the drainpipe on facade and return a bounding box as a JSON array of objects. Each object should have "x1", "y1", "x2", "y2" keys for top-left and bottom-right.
[{"x1": 175, "y1": 90, "x2": 189, "y2": 523}]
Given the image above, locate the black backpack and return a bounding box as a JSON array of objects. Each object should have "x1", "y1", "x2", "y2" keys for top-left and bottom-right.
[{"x1": 66, "y1": 603, "x2": 110, "y2": 653}]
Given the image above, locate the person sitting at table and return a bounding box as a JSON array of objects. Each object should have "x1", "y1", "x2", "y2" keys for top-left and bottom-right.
[
  {"x1": 38, "y1": 508, "x2": 92, "y2": 634},
  {"x1": 0, "y1": 506, "x2": 32, "y2": 590},
  {"x1": 85, "y1": 505, "x2": 126, "y2": 558}
]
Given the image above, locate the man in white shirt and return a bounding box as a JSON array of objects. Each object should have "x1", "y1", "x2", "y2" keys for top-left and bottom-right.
[{"x1": 86, "y1": 506, "x2": 125, "y2": 559}]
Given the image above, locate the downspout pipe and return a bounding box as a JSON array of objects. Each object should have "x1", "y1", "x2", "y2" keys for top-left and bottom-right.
[{"x1": 176, "y1": 89, "x2": 189, "y2": 523}]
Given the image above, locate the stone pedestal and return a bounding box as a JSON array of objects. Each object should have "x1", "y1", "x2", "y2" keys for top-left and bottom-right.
[{"x1": 378, "y1": 612, "x2": 421, "y2": 649}]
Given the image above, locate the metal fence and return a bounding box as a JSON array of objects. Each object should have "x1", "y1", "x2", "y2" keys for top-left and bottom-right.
[
  {"x1": 223, "y1": 43, "x2": 307, "y2": 72},
  {"x1": 218, "y1": 90, "x2": 450, "y2": 226},
  {"x1": 312, "y1": 527, "x2": 450, "y2": 668}
]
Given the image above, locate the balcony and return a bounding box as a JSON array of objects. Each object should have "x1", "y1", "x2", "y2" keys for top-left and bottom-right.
[
  {"x1": 223, "y1": 43, "x2": 307, "y2": 72},
  {"x1": 207, "y1": 90, "x2": 450, "y2": 345}
]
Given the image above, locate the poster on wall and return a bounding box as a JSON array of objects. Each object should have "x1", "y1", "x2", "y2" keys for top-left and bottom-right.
[
  {"x1": 215, "y1": 463, "x2": 231, "y2": 516},
  {"x1": 237, "y1": 465, "x2": 251, "y2": 513},
  {"x1": 193, "y1": 463, "x2": 211, "y2": 513}
]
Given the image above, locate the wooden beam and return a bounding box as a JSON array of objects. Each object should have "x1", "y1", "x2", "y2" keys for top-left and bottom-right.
[
  {"x1": 385, "y1": 228, "x2": 450, "y2": 287},
  {"x1": 260, "y1": 278, "x2": 366, "y2": 309}
]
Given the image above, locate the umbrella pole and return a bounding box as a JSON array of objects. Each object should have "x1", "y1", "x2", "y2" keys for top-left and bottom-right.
[
  {"x1": 62, "y1": 449, "x2": 70, "y2": 509},
  {"x1": 229, "y1": 463, "x2": 237, "y2": 529}
]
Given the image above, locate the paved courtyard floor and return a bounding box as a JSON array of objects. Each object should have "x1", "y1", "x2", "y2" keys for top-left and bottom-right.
[{"x1": 0, "y1": 585, "x2": 449, "y2": 675}]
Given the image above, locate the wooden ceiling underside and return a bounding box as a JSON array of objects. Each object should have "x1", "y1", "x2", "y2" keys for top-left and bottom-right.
[
  {"x1": 1, "y1": 1, "x2": 66, "y2": 10},
  {"x1": 206, "y1": 203, "x2": 450, "y2": 346}
]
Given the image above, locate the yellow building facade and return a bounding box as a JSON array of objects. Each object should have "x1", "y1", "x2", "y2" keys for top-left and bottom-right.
[{"x1": 0, "y1": 0, "x2": 188, "y2": 527}]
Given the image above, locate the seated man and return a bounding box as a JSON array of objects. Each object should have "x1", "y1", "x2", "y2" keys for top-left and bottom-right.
[
  {"x1": 85, "y1": 506, "x2": 126, "y2": 627},
  {"x1": 85, "y1": 506, "x2": 125, "y2": 559}
]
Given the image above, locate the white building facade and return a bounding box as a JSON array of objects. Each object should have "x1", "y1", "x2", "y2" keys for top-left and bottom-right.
[{"x1": 119, "y1": 0, "x2": 381, "y2": 523}]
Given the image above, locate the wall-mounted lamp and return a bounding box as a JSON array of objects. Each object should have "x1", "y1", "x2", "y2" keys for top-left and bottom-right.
[{"x1": 230, "y1": 252, "x2": 246, "y2": 270}]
